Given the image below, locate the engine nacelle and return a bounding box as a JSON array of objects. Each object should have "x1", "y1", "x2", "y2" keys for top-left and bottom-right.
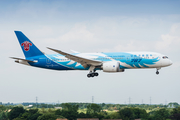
[{"x1": 102, "y1": 61, "x2": 121, "y2": 72}]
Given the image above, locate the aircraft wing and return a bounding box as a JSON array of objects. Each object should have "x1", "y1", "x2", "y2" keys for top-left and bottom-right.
[
  {"x1": 10, "y1": 57, "x2": 37, "y2": 63},
  {"x1": 47, "y1": 47, "x2": 102, "y2": 68}
]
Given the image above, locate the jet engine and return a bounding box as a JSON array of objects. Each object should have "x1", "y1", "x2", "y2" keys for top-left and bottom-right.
[{"x1": 102, "y1": 61, "x2": 121, "y2": 72}]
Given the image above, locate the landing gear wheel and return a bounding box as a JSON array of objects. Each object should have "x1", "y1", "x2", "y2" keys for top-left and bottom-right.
[
  {"x1": 87, "y1": 74, "x2": 91, "y2": 78},
  {"x1": 156, "y1": 71, "x2": 159, "y2": 75},
  {"x1": 87, "y1": 72, "x2": 99, "y2": 78},
  {"x1": 95, "y1": 73, "x2": 98, "y2": 76}
]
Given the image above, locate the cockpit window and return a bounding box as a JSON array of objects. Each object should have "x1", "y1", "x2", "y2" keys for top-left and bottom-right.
[{"x1": 162, "y1": 56, "x2": 168, "y2": 59}]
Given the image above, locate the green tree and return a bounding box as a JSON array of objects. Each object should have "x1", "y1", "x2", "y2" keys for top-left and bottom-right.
[
  {"x1": 56, "y1": 103, "x2": 78, "y2": 120},
  {"x1": 55, "y1": 109, "x2": 62, "y2": 115},
  {"x1": 153, "y1": 108, "x2": 170, "y2": 120},
  {"x1": 118, "y1": 108, "x2": 135, "y2": 120},
  {"x1": 0, "y1": 112, "x2": 8, "y2": 120},
  {"x1": 86, "y1": 103, "x2": 105, "y2": 119},
  {"x1": 20, "y1": 109, "x2": 41, "y2": 120},
  {"x1": 9, "y1": 108, "x2": 41, "y2": 120},
  {"x1": 169, "y1": 102, "x2": 179, "y2": 106},
  {"x1": 61, "y1": 103, "x2": 72, "y2": 110},
  {"x1": 131, "y1": 108, "x2": 149, "y2": 119},
  {"x1": 108, "y1": 112, "x2": 120, "y2": 119},
  {"x1": 8, "y1": 106, "x2": 25, "y2": 120},
  {"x1": 78, "y1": 112, "x2": 87, "y2": 118},
  {"x1": 13, "y1": 118, "x2": 25, "y2": 120},
  {"x1": 37, "y1": 113, "x2": 56, "y2": 120},
  {"x1": 28, "y1": 112, "x2": 42, "y2": 120},
  {"x1": 0, "y1": 105, "x2": 7, "y2": 113},
  {"x1": 86, "y1": 103, "x2": 102, "y2": 114},
  {"x1": 170, "y1": 107, "x2": 180, "y2": 120}
]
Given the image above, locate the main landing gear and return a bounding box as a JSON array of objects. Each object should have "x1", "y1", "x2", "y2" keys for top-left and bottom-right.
[
  {"x1": 87, "y1": 72, "x2": 99, "y2": 78},
  {"x1": 87, "y1": 66, "x2": 99, "y2": 78}
]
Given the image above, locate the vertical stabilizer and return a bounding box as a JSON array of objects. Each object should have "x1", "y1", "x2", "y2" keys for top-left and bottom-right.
[{"x1": 14, "y1": 31, "x2": 44, "y2": 58}]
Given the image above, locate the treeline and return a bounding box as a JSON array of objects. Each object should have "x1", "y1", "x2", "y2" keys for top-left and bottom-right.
[
  {"x1": 6, "y1": 102, "x2": 178, "y2": 110},
  {"x1": 0, "y1": 103, "x2": 180, "y2": 120},
  {"x1": 57, "y1": 102, "x2": 179, "y2": 110}
]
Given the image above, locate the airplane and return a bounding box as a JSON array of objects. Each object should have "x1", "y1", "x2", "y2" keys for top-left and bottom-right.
[{"x1": 11, "y1": 31, "x2": 173, "y2": 78}]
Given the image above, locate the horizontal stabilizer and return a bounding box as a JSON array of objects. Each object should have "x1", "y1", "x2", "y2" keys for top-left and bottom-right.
[{"x1": 10, "y1": 57, "x2": 37, "y2": 63}]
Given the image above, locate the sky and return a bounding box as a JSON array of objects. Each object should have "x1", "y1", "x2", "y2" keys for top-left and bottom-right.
[{"x1": 0, "y1": 0, "x2": 180, "y2": 104}]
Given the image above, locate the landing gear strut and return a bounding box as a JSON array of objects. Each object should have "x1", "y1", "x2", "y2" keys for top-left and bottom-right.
[{"x1": 156, "y1": 68, "x2": 161, "y2": 75}]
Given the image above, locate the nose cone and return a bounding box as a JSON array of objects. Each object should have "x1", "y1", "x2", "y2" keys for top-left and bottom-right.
[
  {"x1": 161, "y1": 59, "x2": 173, "y2": 67},
  {"x1": 169, "y1": 60, "x2": 173, "y2": 66}
]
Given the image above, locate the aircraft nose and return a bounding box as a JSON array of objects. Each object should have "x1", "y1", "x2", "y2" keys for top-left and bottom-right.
[
  {"x1": 169, "y1": 60, "x2": 173, "y2": 65},
  {"x1": 161, "y1": 59, "x2": 173, "y2": 67}
]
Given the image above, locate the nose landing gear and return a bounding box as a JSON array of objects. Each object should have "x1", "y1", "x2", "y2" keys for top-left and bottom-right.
[{"x1": 156, "y1": 68, "x2": 161, "y2": 75}]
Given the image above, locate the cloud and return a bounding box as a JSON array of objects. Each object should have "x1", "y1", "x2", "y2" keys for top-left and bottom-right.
[
  {"x1": 155, "y1": 23, "x2": 180, "y2": 52},
  {"x1": 29, "y1": 26, "x2": 53, "y2": 37},
  {"x1": 114, "y1": 40, "x2": 148, "y2": 52},
  {"x1": 59, "y1": 23, "x2": 94, "y2": 42}
]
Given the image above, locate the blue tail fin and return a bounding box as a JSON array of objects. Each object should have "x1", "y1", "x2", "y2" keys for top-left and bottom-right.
[{"x1": 14, "y1": 31, "x2": 44, "y2": 58}]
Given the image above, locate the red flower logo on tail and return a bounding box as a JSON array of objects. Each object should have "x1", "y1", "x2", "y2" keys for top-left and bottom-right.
[{"x1": 21, "y1": 41, "x2": 32, "y2": 51}]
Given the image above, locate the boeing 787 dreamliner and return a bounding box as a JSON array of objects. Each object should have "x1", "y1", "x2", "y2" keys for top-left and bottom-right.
[{"x1": 11, "y1": 31, "x2": 172, "y2": 78}]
